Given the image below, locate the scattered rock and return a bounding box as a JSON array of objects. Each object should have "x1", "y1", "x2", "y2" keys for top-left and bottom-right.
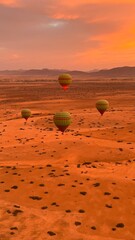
[
  {"x1": 39, "y1": 184, "x2": 45, "y2": 187},
  {"x1": 105, "y1": 204, "x2": 112, "y2": 208},
  {"x1": 10, "y1": 227, "x2": 18, "y2": 231},
  {"x1": 47, "y1": 231, "x2": 56, "y2": 236},
  {"x1": 78, "y1": 209, "x2": 85, "y2": 213},
  {"x1": 12, "y1": 209, "x2": 23, "y2": 216},
  {"x1": 113, "y1": 196, "x2": 120, "y2": 199},
  {"x1": 4, "y1": 189, "x2": 10, "y2": 192},
  {"x1": 41, "y1": 206, "x2": 48, "y2": 210},
  {"x1": 104, "y1": 192, "x2": 111, "y2": 195},
  {"x1": 75, "y1": 221, "x2": 81, "y2": 226},
  {"x1": 29, "y1": 196, "x2": 42, "y2": 200},
  {"x1": 11, "y1": 185, "x2": 18, "y2": 189},
  {"x1": 91, "y1": 226, "x2": 96, "y2": 230},
  {"x1": 93, "y1": 183, "x2": 100, "y2": 187},
  {"x1": 65, "y1": 209, "x2": 71, "y2": 213},
  {"x1": 116, "y1": 223, "x2": 125, "y2": 228},
  {"x1": 80, "y1": 191, "x2": 87, "y2": 195}
]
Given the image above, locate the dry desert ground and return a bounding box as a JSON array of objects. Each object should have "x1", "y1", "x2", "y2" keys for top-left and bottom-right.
[{"x1": 0, "y1": 77, "x2": 135, "y2": 240}]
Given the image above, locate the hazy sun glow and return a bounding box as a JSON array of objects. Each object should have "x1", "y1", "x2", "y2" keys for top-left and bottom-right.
[{"x1": 0, "y1": 0, "x2": 135, "y2": 70}]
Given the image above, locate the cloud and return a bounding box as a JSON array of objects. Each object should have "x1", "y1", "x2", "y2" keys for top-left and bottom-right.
[
  {"x1": 61, "y1": 0, "x2": 135, "y2": 6},
  {"x1": 0, "y1": 0, "x2": 20, "y2": 7},
  {"x1": 0, "y1": 0, "x2": 135, "y2": 70}
]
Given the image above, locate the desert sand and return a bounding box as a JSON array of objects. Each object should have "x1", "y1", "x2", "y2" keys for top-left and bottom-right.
[{"x1": 0, "y1": 77, "x2": 135, "y2": 240}]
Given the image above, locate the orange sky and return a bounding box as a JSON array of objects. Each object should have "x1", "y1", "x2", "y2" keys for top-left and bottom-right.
[{"x1": 0, "y1": 0, "x2": 135, "y2": 70}]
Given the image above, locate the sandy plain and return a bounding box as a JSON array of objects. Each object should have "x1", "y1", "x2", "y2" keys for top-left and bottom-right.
[{"x1": 0, "y1": 77, "x2": 135, "y2": 240}]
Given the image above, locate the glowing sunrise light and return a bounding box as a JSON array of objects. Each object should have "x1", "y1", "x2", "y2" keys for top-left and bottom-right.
[{"x1": 48, "y1": 21, "x2": 66, "y2": 28}]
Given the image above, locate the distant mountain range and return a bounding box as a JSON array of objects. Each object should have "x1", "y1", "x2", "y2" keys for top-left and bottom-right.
[{"x1": 0, "y1": 66, "x2": 135, "y2": 78}]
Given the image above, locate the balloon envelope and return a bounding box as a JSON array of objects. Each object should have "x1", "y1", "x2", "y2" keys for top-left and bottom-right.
[
  {"x1": 96, "y1": 100, "x2": 109, "y2": 115},
  {"x1": 53, "y1": 112, "x2": 72, "y2": 132},
  {"x1": 21, "y1": 109, "x2": 31, "y2": 120},
  {"x1": 58, "y1": 74, "x2": 72, "y2": 90}
]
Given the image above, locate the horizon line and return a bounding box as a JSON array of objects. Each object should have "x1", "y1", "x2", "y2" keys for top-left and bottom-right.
[{"x1": 0, "y1": 65, "x2": 134, "y2": 73}]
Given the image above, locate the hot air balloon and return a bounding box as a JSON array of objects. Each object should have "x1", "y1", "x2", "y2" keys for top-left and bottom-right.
[
  {"x1": 21, "y1": 109, "x2": 31, "y2": 123},
  {"x1": 53, "y1": 112, "x2": 72, "y2": 133},
  {"x1": 58, "y1": 74, "x2": 72, "y2": 90},
  {"x1": 96, "y1": 100, "x2": 109, "y2": 116}
]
